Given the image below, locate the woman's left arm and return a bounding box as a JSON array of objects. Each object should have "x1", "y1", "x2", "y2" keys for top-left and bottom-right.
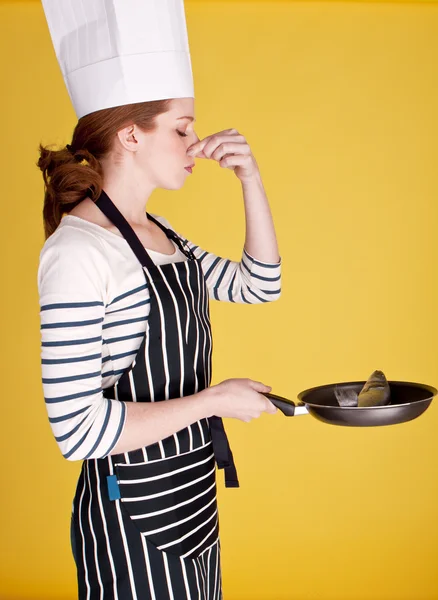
[
  {"x1": 171, "y1": 129, "x2": 280, "y2": 303},
  {"x1": 188, "y1": 128, "x2": 280, "y2": 264}
]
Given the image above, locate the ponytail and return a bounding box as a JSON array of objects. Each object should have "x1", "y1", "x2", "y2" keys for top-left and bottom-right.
[{"x1": 37, "y1": 145, "x2": 103, "y2": 240}]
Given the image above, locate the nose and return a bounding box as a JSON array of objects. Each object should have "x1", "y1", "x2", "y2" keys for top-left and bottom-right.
[
  {"x1": 188, "y1": 130, "x2": 199, "y2": 147},
  {"x1": 185, "y1": 129, "x2": 199, "y2": 159}
]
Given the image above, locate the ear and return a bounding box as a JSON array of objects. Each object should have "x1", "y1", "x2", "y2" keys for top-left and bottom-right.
[{"x1": 116, "y1": 124, "x2": 138, "y2": 153}]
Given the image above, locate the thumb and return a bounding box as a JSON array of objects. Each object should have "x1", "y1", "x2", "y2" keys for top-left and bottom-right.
[
  {"x1": 188, "y1": 149, "x2": 207, "y2": 159},
  {"x1": 264, "y1": 399, "x2": 278, "y2": 415},
  {"x1": 248, "y1": 379, "x2": 272, "y2": 393}
]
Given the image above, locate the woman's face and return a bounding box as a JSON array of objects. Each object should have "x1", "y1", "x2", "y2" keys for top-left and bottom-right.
[{"x1": 135, "y1": 97, "x2": 199, "y2": 191}]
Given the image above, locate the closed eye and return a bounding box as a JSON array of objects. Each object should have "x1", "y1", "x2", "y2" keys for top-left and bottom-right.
[{"x1": 177, "y1": 130, "x2": 188, "y2": 137}]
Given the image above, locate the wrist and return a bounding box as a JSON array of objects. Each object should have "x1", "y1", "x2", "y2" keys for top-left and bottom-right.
[
  {"x1": 240, "y1": 170, "x2": 263, "y2": 190},
  {"x1": 241, "y1": 170, "x2": 262, "y2": 184},
  {"x1": 198, "y1": 386, "x2": 219, "y2": 418}
]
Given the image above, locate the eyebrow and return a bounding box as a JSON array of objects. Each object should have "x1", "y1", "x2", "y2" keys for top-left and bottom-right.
[{"x1": 177, "y1": 116, "x2": 196, "y2": 122}]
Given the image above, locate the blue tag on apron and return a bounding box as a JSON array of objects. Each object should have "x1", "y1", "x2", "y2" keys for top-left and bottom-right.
[{"x1": 106, "y1": 475, "x2": 121, "y2": 501}]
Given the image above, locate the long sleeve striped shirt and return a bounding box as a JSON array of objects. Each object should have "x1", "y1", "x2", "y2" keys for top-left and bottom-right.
[{"x1": 37, "y1": 214, "x2": 281, "y2": 461}]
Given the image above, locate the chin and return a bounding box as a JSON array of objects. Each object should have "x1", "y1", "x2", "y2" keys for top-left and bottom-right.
[{"x1": 161, "y1": 178, "x2": 186, "y2": 191}]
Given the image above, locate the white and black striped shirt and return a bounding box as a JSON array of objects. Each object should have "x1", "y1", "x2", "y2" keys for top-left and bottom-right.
[{"x1": 37, "y1": 214, "x2": 282, "y2": 461}]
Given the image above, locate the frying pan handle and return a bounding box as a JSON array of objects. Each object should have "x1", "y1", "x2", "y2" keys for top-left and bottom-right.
[{"x1": 264, "y1": 393, "x2": 308, "y2": 417}]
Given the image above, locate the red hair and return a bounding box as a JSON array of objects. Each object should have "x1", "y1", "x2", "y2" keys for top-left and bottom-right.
[{"x1": 37, "y1": 100, "x2": 172, "y2": 239}]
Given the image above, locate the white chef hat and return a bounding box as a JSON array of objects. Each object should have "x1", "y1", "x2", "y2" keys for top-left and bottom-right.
[{"x1": 41, "y1": 0, "x2": 194, "y2": 119}]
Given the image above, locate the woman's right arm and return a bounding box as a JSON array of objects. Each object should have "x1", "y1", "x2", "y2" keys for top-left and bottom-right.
[
  {"x1": 38, "y1": 230, "x2": 275, "y2": 461},
  {"x1": 110, "y1": 378, "x2": 276, "y2": 455}
]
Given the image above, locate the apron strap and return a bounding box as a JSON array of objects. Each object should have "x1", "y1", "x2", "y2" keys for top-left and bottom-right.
[
  {"x1": 147, "y1": 213, "x2": 196, "y2": 260},
  {"x1": 209, "y1": 416, "x2": 240, "y2": 488},
  {"x1": 94, "y1": 190, "x2": 159, "y2": 273}
]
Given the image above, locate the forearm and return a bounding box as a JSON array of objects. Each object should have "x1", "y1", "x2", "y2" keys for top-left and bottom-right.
[
  {"x1": 241, "y1": 173, "x2": 280, "y2": 263},
  {"x1": 109, "y1": 390, "x2": 214, "y2": 455}
]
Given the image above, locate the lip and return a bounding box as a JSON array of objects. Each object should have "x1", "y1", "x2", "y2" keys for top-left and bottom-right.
[{"x1": 184, "y1": 164, "x2": 195, "y2": 174}]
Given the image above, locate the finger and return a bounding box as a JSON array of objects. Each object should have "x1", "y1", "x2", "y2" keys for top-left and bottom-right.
[
  {"x1": 247, "y1": 380, "x2": 272, "y2": 393},
  {"x1": 205, "y1": 128, "x2": 240, "y2": 138},
  {"x1": 191, "y1": 149, "x2": 208, "y2": 159},
  {"x1": 250, "y1": 410, "x2": 263, "y2": 419},
  {"x1": 188, "y1": 134, "x2": 245, "y2": 158},
  {"x1": 219, "y1": 154, "x2": 253, "y2": 170},
  {"x1": 209, "y1": 128, "x2": 240, "y2": 137},
  {"x1": 221, "y1": 128, "x2": 240, "y2": 136},
  {"x1": 201, "y1": 136, "x2": 247, "y2": 159},
  {"x1": 186, "y1": 138, "x2": 209, "y2": 157},
  {"x1": 211, "y1": 143, "x2": 251, "y2": 163}
]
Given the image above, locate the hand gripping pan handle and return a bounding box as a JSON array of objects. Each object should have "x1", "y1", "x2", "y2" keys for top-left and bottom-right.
[{"x1": 264, "y1": 392, "x2": 309, "y2": 417}]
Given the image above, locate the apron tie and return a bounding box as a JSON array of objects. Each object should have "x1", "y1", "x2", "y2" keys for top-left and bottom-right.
[{"x1": 209, "y1": 416, "x2": 239, "y2": 488}]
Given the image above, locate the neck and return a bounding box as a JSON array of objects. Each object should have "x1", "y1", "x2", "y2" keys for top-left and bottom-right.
[{"x1": 101, "y1": 166, "x2": 155, "y2": 227}]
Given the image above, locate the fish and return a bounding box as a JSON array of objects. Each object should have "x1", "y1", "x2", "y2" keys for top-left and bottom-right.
[
  {"x1": 334, "y1": 370, "x2": 391, "y2": 408},
  {"x1": 357, "y1": 370, "x2": 391, "y2": 407}
]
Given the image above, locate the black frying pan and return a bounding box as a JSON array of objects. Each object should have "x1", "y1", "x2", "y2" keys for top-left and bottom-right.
[{"x1": 265, "y1": 380, "x2": 437, "y2": 426}]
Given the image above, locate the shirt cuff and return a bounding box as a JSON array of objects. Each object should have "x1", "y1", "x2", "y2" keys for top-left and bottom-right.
[{"x1": 243, "y1": 248, "x2": 282, "y2": 268}]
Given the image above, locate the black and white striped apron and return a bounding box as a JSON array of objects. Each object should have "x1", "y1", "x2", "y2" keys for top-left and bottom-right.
[{"x1": 70, "y1": 191, "x2": 238, "y2": 599}]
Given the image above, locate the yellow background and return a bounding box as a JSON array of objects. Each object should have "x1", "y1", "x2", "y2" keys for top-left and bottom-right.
[{"x1": 1, "y1": 0, "x2": 438, "y2": 598}]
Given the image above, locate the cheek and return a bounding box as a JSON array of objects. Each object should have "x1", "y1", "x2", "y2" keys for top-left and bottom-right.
[
  {"x1": 154, "y1": 139, "x2": 183, "y2": 160},
  {"x1": 164, "y1": 133, "x2": 187, "y2": 155},
  {"x1": 144, "y1": 135, "x2": 186, "y2": 178}
]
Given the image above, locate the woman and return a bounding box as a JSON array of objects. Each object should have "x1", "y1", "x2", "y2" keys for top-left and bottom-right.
[{"x1": 37, "y1": 96, "x2": 281, "y2": 599}]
